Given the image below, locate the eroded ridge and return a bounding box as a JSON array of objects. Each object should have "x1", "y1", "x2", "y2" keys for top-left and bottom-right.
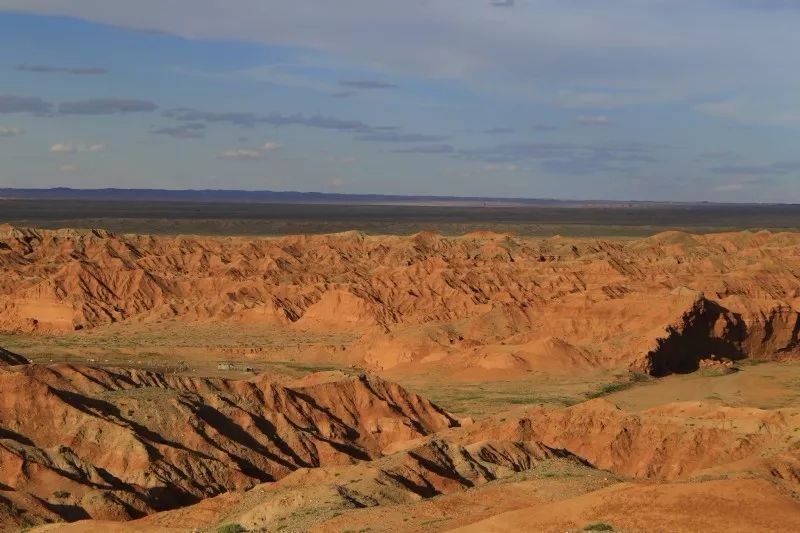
[{"x1": 2, "y1": 227, "x2": 799, "y2": 376}]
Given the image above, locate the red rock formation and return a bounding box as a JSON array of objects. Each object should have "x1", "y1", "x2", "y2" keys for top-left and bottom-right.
[
  {"x1": 2, "y1": 227, "x2": 799, "y2": 375},
  {"x1": 0, "y1": 359, "x2": 456, "y2": 527}
]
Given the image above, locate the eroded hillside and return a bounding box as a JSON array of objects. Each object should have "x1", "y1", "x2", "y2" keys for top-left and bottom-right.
[
  {"x1": 0, "y1": 352, "x2": 458, "y2": 528},
  {"x1": 4, "y1": 226, "x2": 800, "y2": 531},
  {"x1": 7, "y1": 353, "x2": 800, "y2": 531},
  {"x1": 2, "y1": 226, "x2": 799, "y2": 376}
]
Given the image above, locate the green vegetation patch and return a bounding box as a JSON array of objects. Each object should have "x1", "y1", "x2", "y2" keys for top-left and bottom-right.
[
  {"x1": 583, "y1": 523, "x2": 615, "y2": 531},
  {"x1": 586, "y1": 372, "x2": 652, "y2": 399}
]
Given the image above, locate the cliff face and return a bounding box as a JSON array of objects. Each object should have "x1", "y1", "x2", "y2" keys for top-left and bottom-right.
[{"x1": 632, "y1": 296, "x2": 800, "y2": 376}]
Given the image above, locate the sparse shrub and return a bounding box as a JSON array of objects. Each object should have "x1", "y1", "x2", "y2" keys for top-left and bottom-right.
[
  {"x1": 629, "y1": 371, "x2": 652, "y2": 382},
  {"x1": 52, "y1": 490, "x2": 71, "y2": 499},
  {"x1": 586, "y1": 382, "x2": 633, "y2": 399},
  {"x1": 586, "y1": 371, "x2": 655, "y2": 399},
  {"x1": 583, "y1": 523, "x2": 614, "y2": 531},
  {"x1": 217, "y1": 524, "x2": 246, "y2": 533},
  {"x1": 697, "y1": 366, "x2": 739, "y2": 377}
]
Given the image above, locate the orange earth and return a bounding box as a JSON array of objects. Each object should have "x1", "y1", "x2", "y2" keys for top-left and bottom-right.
[{"x1": 2, "y1": 225, "x2": 800, "y2": 532}]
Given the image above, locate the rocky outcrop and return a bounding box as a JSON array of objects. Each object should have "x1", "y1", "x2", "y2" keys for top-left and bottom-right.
[
  {"x1": 0, "y1": 361, "x2": 457, "y2": 527},
  {"x1": 74, "y1": 398, "x2": 800, "y2": 532},
  {"x1": 632, "y1": 296, "x2": 800, "y2": 376},
  {"x1": 454, "y1": 399, "x2": 800, "y2": 484},
  {"x1": 2, "y1": 227, "x2": 800, "y2": 373}
]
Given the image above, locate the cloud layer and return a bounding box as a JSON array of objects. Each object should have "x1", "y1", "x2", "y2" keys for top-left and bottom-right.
[
  {"x1": 8, "y1": 0, "x2": 800, "y2": 101},
  {"x1": 58, "y1": 99, "x2": 158, "y2": 115},
  {"x1": 0, "y1": 126, "x2": 24, "y2": 137},
  {"x1": 0, "y1": 94, "x2": 52, "y2": 113},
  {"x1": 1, "y1": 4, "x2": 799, "y2": 201},
  {"x1": 220, "y1": 142, "x2": 282, "y2": 159},
  {"x1": 18, "y1": 63, "x2": 107, "y2": 75},
  {"x1": 339, "y1": 80, "x2": 396, "y2": 90},
  {"x1": 50, "y1": 142, "x2": 106, "y2": 153}
]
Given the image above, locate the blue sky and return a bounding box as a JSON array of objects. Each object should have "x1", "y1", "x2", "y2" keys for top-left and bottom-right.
[{"x1": 0, "y1": 1, "x2": 799, "y2": 201}]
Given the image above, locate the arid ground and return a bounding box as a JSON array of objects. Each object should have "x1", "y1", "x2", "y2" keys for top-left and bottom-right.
[
  {"x1": 4, "y1": 198, "x2": 800, "y2": 237},
  {"x1": 2, "y1": 220, "x2": 800, "y2": 532}
]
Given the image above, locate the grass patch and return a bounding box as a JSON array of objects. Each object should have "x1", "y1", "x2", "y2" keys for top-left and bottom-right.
[
  {"x1": 586, "y1": 381, "x2": 635, "y2": 399},
  {"x1": 586, "y1": 372, "x2": 652, "y2": 399},
  {"x1": 399, "y1": 373, "x2": 611, "y2": 417},
  {"x1": 504, "y1": 395, "x2": 577, "y2": 406},
  {"x1": 419, "y1": 517, "x2": 450, "y2": 527},
  {"x1": 696, "y1": 366, "x2": 739, "y2": 378},
  {"x1": 583, "y1": 523, "x2": 614, "y2": 531},
  {"x1": 275, "y1": 361, "x2": 346, "y2": 374}
]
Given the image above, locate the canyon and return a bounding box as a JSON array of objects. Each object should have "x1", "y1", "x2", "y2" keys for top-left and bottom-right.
[{"x1": 2, "y1": 225, "x2": 800, "y2": 531}]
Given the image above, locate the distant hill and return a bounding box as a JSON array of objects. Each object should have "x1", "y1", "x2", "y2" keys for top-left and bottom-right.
[{"x1": 0, "y1": 187, "x2": 680, "y2": 207}]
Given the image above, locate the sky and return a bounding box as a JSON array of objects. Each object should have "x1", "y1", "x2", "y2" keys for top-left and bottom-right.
[{"x1": 0, "y1": 1, "x2": 799, "y2": 202}]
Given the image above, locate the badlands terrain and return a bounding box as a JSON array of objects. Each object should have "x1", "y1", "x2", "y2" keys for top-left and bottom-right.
[{"x1": 2, "y1": 224, "x2": 800, "y2": 531}]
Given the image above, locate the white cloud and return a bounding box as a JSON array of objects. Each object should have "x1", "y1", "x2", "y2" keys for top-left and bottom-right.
[
  {"x1": 695, "y1": 98, "x2": 800, "y2": 126},
  {"x1": 50, "y1": 143, "x2": 71, "y2": 153},
  {"x1": 10, "y1": 0, "x2": 800, "y2": 102},
  {"x1": 221, "y1": 148, "x2": 262, "y2": 159},
  {"x1": 262, "y1": 141, "x2": 282, "y2": 151},
  {"x1": 0, "y1": 126, "x2": 24, "y2": 137},
  {"x1": 230, "y1": 61, "x2": 340, "y2": 92},
  {"x1": 50, "y1": 142, "x2": 106, "y2": 153},
  {"x1": 221, "y1": 143, "x2": 282, "y2": 159}
]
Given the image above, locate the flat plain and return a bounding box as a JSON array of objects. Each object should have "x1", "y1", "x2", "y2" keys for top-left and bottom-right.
[{"x1": 4, "y1": 198, "x2": 800, "y2": 236}]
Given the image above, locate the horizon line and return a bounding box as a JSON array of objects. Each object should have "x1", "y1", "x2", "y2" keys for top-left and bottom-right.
[{"x1": 0, "y1": 187, "x2": 796, "y2": 207}]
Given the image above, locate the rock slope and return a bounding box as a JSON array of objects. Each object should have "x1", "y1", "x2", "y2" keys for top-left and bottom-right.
[
  {"x1": 36, "y1": 396, "x2": 800, "y2": 532},
  {"x1": 2, "y1": 226, "x2": 800, "y2": 374},
  {"x1": 0, "y1": 357, "x2": 457, "y2": 528}
]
